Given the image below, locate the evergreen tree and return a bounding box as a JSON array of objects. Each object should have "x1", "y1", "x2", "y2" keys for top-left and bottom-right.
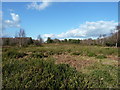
[{"x1": 47, "y1": 37, "x2": 53, "y2": 43}]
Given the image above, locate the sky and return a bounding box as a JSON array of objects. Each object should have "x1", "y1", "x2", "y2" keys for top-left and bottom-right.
[{"x1": 2, "y1": 2, "x2": 118, "y2": 41}]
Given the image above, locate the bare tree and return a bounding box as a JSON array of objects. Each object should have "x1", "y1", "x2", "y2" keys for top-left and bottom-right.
[
  {"x1": 36, "y1": 34, "x2": 43, "y2": 45},
  {"x1": 116, "y1": 26, "x2": 120, "y2": 47},
  {"x1": 110, "y1": 29, "x2": 115, "y2": 36},
  {"x1": 98, "y1": 34, "x2": 102, "y2": 45},
  {"x1": 18, "y1": 28, "x2": 26, "y2": 47},
  {"x1": 19, "y1": 28, "x2": 26, "y2": 37},
  {"x1": 102, "y1": 34, "x2": 107, "y2": 46}
]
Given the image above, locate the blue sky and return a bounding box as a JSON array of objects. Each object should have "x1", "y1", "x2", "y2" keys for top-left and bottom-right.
[{"x1": 2, "y1": 2, "x2": 118, "y2": 40}]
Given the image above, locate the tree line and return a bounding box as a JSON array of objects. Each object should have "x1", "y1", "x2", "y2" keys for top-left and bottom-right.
[
  {"x1": 2, "y1": 26, "x2": 120, "y2": 47},
  {"x1": 46, "y1": 26, "x2": 120, "y2": 47},
  {"x1": 46, "y1": 37, "x2": 80, "y2": 44},
  {"x1": 2, "y1": 29, "x2": 43, "y2": 47}
]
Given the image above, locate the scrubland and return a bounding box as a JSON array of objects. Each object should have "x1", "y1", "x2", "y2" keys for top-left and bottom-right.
[{"x1": 2, "y1": 44, "x2": 119, "y2": 89}]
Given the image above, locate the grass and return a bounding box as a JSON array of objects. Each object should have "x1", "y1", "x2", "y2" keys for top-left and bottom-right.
[{"x1": 2, "y1": 44, "x2": 118, "y2": 89}]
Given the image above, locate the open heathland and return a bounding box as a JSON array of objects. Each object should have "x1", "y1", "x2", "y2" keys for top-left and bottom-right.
[{"x1": 2, "y1": 44, "x2": 118, "y2": 89}]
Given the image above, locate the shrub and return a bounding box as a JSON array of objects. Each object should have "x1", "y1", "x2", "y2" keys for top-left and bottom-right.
[
  {"x1": 96, "y1": 55, "x2": 107, "y2": 59},
  {"x1": 30, "y1": 53, "x2": 48, "y2": 58},
  {"x1": 67, "y1": 49, "x2": 71, "y2": 53},
  {"x1": 87, "y1": 52, "x2": 96, "y2": 57},
  {"x1": 71, "y1": 52, "x2": 81, "y2": 55},
  {"x1": 105, "y1": 42, "x2": 116, "y2": 46},
  {"x1": 3, "y1": 59, "x2": 87, "y2": 89},
  {"x1": 87, "y1": 70, "x2": 114, "y2": 88},
  {"x1": 4, "y1": 50, "x2": 27, "y2": 58}
]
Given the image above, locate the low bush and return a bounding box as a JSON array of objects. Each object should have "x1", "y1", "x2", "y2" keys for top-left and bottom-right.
[
  {"x1": 3, "y1": 58, "x2": 87, "y2": 89},
  {"x1": 87, "y1": 52, "x2": 96, "y2": 57},
  {"x1": 71, "y1": 52, "x2": 81, "y2": 55},
  {"x1": 87, "y1": 70, "x2": 114, "y2": 88},
  {"x1": 2, "y1": 44, "x2": 118, "y2": 88},
  {"x1": 67, "y1": 49, "x2": 72, "y2": 53},
  {"x1": 96, "y1": 55, "x2": 107, "y2": 59},
  {"x1": 4, "y1": 50, "x2": 27, "y2": 58},
  {"x1": 30, "y1": 53, "x2": 48, "y2": 58}
]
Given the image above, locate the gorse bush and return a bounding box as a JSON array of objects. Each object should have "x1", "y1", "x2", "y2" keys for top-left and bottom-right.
[
  {"x1": 30, "y1": 52, "x2": 48, "y2": 58},
  {"x1": 71, "y1": 52, "x2": 81, "y2": 55},
  {"x1": 87, "y1": 52, "x2": 96, "y2": 57},
  {"x1": 87, "y1": 70, "x2": 114, "y2": 88},
  {"x1": 3, "y1": 58, "x2": 87, "y2": 89},
  {"x1": 4, "y1": 50, "x2": 27, "y2": 58},
  {"x1": 96, "y1": 55, "x2": 107, "y2": 59},
  {"x1": 85, "y1": 64, "x2": 118, "y2": 88}
]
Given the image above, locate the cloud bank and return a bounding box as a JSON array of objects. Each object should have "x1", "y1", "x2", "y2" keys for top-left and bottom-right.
[
  {"x1": 3, "y1": 13, "x2": 21, "y2": 29},
  {"x1": 27, "y1": 1, "x2": 50, "y2": 11},
  {"x1": 43, "y1": 20, "x2": 117, "y2": 40},
  {"x1": 1, "y1": 12, "x2": 21, "y2": 37}
]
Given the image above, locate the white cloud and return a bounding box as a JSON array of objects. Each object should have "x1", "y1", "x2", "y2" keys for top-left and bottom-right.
[
  {"x1": 1, "y1": 12, "x2": 21, "y2": 37},
  {"x1": 43, "y1": 34, "x2": 55, "y2": 38},
  {"x1": 27, "y1": 0, "x2": 50, "y2": 11},
  {"x1": 57, "y1": 28, "x2": 87, "y2": 38},
  {"x1": 3, "y1": 13, "x2": 21, "y2": 29},
  {"x1": 42, "y1": 34, "x2": 55, "y2": 41},
  {"x1": 10, "y1": 13, "x2": 20, "y2": 22},
  {"x1": 42, "y1": 20, "x2": 117, "y2": 40}
]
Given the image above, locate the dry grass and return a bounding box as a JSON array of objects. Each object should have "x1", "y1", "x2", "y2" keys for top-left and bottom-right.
[
  {"x1": 54, "y1": 55, "x2": 96, "y2": 71},
  {"x1": 53, "y1": 54, "x2": 118, "y2": 73}
]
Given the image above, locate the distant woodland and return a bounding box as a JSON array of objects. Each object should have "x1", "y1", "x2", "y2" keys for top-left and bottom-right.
[{"x1": 1, "y1": 26, "x2": 120, "y2": 47}]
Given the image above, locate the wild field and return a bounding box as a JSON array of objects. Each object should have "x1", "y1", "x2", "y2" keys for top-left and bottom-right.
[{"x1": 2, "y1": 44, "x2": 118, "y2": 89}]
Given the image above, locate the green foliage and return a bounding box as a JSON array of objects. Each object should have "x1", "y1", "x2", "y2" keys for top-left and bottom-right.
[
  {"x1": 87, "y1": 52, "x2": 96, "y2": 57},
  {"x1": 30, "y1": 52, "x2": 48, "y2": 58},
  {"x1": 64, "y1": 39, "x2": 67, "y2": 42},
  {"x1": 2, "y1": 44, "x2": 118, "y2": 88},
  {"x1": 85, "y1": 63, "x2": 118, "y2": 88},
  {"x1": 71, "y1": 52, "x2": 81, "y2": 55},
  {"x1": 86, "y1": 70, "x2": 115, "y2": 88},
  {"x1": 46, "y1": 37, "x2": 54, "y2": 43},
  {"x1": 28, "y1": 37, "x2": 33, "y2": 44},
  {"x1": 118, "y1": 47, "x2": 120, "y2": 57},
  {"x1": 105, "y1": 42, "x2": 116, "y2": 46},
  {"x1": 96, "y1": 55, "x2": 107, "y2": 59},
  {"x1": 4, "y1": 50, "x2": 27, "y2": 58},
  {"x1": 68, "y1": 39, "x2": 80, "y2": 44},
  {"x1": 3, "y1": 58, "x2": 86, "y2": 89}
]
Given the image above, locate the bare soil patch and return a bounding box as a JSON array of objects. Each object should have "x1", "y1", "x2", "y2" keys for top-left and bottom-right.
[
  {"x1": 107, "y1": 55, "x2": 118, "y2": 61},
  {"x1": 54, "y1": 55, "x2": 95, "y2": 71}
]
